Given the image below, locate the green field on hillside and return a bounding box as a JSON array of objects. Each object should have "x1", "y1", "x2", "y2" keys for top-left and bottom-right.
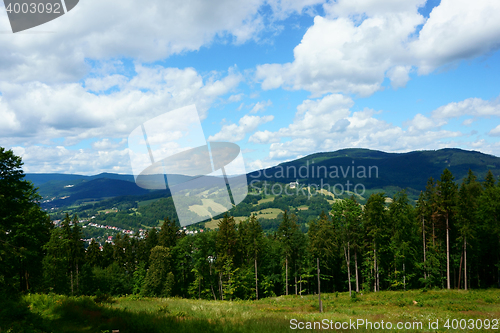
[{"x1": 5, "y1": 290, "x2": 500, "y2": 332}]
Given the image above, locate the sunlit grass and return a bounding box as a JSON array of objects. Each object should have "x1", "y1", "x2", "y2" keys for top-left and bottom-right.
[{"x1": 12, "y1": 289, "x2": 500, "y2": 332}]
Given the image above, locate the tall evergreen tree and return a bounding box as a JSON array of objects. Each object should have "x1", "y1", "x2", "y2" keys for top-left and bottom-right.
[
  {"x1": 436, "y1": 168, "x2": 458, "y2": 289},
  {"x1": 331, "y1": 196, "x2": 362, "y2": 296}
]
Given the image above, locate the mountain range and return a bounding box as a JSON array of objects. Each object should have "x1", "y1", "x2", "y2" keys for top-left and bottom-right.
[{"x1": 26, "y1": 148, "x2": 500, "y2": 210}]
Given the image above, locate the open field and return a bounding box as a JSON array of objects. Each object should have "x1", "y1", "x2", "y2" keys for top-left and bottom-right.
[
  {"x1": 205, "y1": 216, "x2": 248, "y2": 230},
  {"x1": 5, "y1": 290, "x2": 500, "y2": 333},
  {"x1": 254, "y1": 208, "x2": 283, "y2": 219}
]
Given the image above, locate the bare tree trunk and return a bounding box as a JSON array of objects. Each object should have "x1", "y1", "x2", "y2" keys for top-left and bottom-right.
[
  {"x1": 446, "y1": 214, "x2": 450, "y2": 290},
  {"x1": 295, "y1": 263, "x2": 297, "y2": 295},
  {"x1": 403, "y1": 262, "x2": 406, "y2": 291},
  {"x1": 464, "y1": 237, "x2": 467, "y2": 291},
  {"x1": 317, "y1": 258, "x2": 323, "y2": 313},
  {"x1": 344, "y1": 242, "x2": 351, "y2": 296},
  {"x1": 373, "y1": 247, "x2": 377, "y2": 292},
  {"x1": 355, "y1": 250, "x2": 359, "y2": 293},
  {"x1": 255, "y1": 258, "x2": 258, "y2": 300},
  {"x1": 211, "y1": 285, "x2": 217, "y2": 300},
  {"x1": 71, "y1": 270, "x2": 74, "y2": 296},
  {"x1": 285, "y1": 257, "x2": 288, "y2": 296},
  {"x1": 458, "y1": 246, "x2": 463, "y2": 289},
  {"x1": 433, "y1": 222, "x2": 435, "y2": 247},
  {"x1": 76, "y1": 264, "x2": 79, "y2": 295},
  {"x1": 423, "y1": 217, "x2": 427, "y2": 280}
]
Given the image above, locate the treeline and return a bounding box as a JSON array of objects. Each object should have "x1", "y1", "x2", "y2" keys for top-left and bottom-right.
[{"x1": 2, "y1": 147, "x2": 500, "y2": 304}]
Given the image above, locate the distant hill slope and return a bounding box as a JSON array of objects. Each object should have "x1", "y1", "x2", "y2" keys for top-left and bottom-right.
[
  {"x1": 40, "y1": 178, "x2": 153, "y2": 208},
  {"x1": 29, "y1": 148, "x2": 500, "y2": 210},
  {"x1": 247, "y1": 148, "x2": 500, "y2": 193},
  {"x1": 25, "y1": 172, "x2": 135, "y2": 187}
]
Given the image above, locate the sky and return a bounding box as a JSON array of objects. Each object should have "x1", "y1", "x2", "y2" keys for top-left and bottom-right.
[{"x1": 1, "y1": 0, "x2": 500, "y2": 175}]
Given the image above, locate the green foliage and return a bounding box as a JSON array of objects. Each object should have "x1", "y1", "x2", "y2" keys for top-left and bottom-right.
[{"x1": 142, "y1": 246, "x2": 175, "y2": 297}]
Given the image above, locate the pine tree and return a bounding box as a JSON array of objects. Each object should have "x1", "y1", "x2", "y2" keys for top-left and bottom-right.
[
  {"x1": 158, "y1": 217, "x2": 179, "y2": 249},
  {"x1": 363, "y1": 193, "x2": 388, "y2": 292},
  {"x1": 277, "y1": 211, "x2": 300, "y2": 296},
  {"x1": 436, "y1": 169, "x2": 457, "y2": 290},
  {"x1": 332, "y1": 196, "x2": 362, "y2": 296}
]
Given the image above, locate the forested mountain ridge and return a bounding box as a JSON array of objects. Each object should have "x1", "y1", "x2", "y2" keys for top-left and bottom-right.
[
  {"x1": 30, "y1": 148, "x2": 500, "y2": 208},
  {"x1": 248, "y1": 148, "x2": 500, "y2": 191}
]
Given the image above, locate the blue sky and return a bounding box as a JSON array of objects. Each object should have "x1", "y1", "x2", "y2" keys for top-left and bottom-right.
[{"x1": 1, "y1": 0, "x2": 500, "y2": 175}]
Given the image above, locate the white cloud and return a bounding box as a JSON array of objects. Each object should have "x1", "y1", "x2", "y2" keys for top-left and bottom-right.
[
  {"x1": 250, "y1": 100, "x2": 272, "y2": 113},
  {"x1": 431, "y1": 97, "x2": 500, "y2": 119},
  {"x1": 228, "y1": 93, "x2": 244, "y2": 102},
  {"x1": 256, "y1": 0, "x2": 500, "y2": 97},
  {"x1": 256, "y1": 11, "x2": 424, "y2": 96},
  {"x1": 410, "y1": 0, "x2": 500, "y2": 74},
  {"x1": 13, "y1": 145, "x2": 133, "y2": 175},
  {"x1": 0, "y1": 65, "x2": 242, "y2": 148},
  {"x1": 489, "y1": 124, "x2": 500, "y2": 137},
  {"x1": 0, "y1": 0, "x2": 325, "y2": 83},
  {"x1": 248, "y1": 93, "x2": 470, "y2": 167},
  {"x1": 208, "y1": 114, "x2": 274, "y2": 142}
]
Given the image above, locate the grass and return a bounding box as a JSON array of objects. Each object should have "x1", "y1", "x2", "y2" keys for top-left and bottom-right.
[
  {"x1": 7, "y1": 289, "x2": 500, "y2": 333},
  {"x1": 137, "y1": 198, "x2": 160, "y2": 207},
  {"x1": 254, "y1": 208, "x2": 283, "y2": 219},
  {"x1": 205, "y1": 216, "x2": 248, "y2": 230},
  {"x1": 258, "y1": 196, "x2": 275, "y2": 204}
]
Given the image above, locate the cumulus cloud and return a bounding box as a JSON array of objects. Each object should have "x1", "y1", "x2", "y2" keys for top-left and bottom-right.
[
  {"x1": 431, "y1": 97, "x2": 500, "y2": 120},
  {"x1": 10, "y1": 145, "x2": 133, "y2": 175},
  {"x1": 249, "y1": 93, "x2": 468, "y2": 165},
  {"x1": 410, "y1": 0, "x2": 500, "y2": 74},
  {"x1": 0, "y1": 64, "x2": 242, "y2": 147},
  {"x1": 256, "y1": 0, "x2": 500, "y2": 97},
  {"x1": 208, "y1": 114, "x2": 274, "y2": 142},
  {"x1": 489, "y1": 125, "x2": 500, "y2": 137},
  {"x1": 0, "y1": 0, "x2": 325, "y2": 83}
]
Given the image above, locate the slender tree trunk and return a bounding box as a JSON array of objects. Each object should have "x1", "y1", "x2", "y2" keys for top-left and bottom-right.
[
  {"x1": 211, "y1": 285, "x2": 217, "y2": 301},
  {"x1": 464, "y1": 237, "x2": 467, "y2": 291},
  {"x1": 76, "y1": 264, "x2": 79, "y2": 295},
  {"x1": 344, "y1": 242, "x2": 351, "y2": 296},
  {"x1": 255, "y1": 258, "x2": 259, "y2": 300},
  {"x1": 423, "y1": 217, "x2": 427, "y2": 280},
  {"x1": 432, "y1": 222, "x2": 435, "y2": 247},
  {"x1": 446, "y1": 214, "x2": 450, "y2": 290},
  {"x1": 458, "y1": 246, "x2": 463, "y2": 289},
  {"x1": 355, "y1": 250, "x2": 359, "y2": 293},
  {"x1": 317, "y1": 258, "x2": 323, "y2": 313},
  {"x1": 295, "y1": 263, "x2": 297, "y2": 295},
  {"x1": 70, "y1": 270, "x2": 74, "y2": 296},
  {"x1": 219, "y1": 272, "x2": 224, "y2": 300},
  {"x1": 373, "y1": 247, "x2": 377, "y2": 292},
  {"x1": 403, "y1": 262, "x2": 406, "y2": 291},
  {"x1": 285, "y1": 257, "x2": 288, "y2": 296}
]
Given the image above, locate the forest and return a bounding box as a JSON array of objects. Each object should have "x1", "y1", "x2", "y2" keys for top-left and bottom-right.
[{"x1": 2, "y1": 147, "x2": 500, "y2": 331}]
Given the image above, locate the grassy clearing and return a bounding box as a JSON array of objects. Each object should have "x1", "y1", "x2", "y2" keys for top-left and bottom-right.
[
  {"x1": 254, "y1": 208, "x2": 283, "y2": 219},
  {"x1": 8, "y1": 290, "x2": 500, "y2": 332},
  {"x1": 205, "y1": 216, "x2": 248, "y2": 230},
  {"x1": 258, "y1": 196, "x2": 275, "y2": 204},
  {"x1": 137, "y1": 198, "x2": 160, "y2": 207}
]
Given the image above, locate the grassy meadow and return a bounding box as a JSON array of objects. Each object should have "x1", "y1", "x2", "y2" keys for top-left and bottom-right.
[{"x1": 4, "y1": 289, "x2": 500, "y2": 333}]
